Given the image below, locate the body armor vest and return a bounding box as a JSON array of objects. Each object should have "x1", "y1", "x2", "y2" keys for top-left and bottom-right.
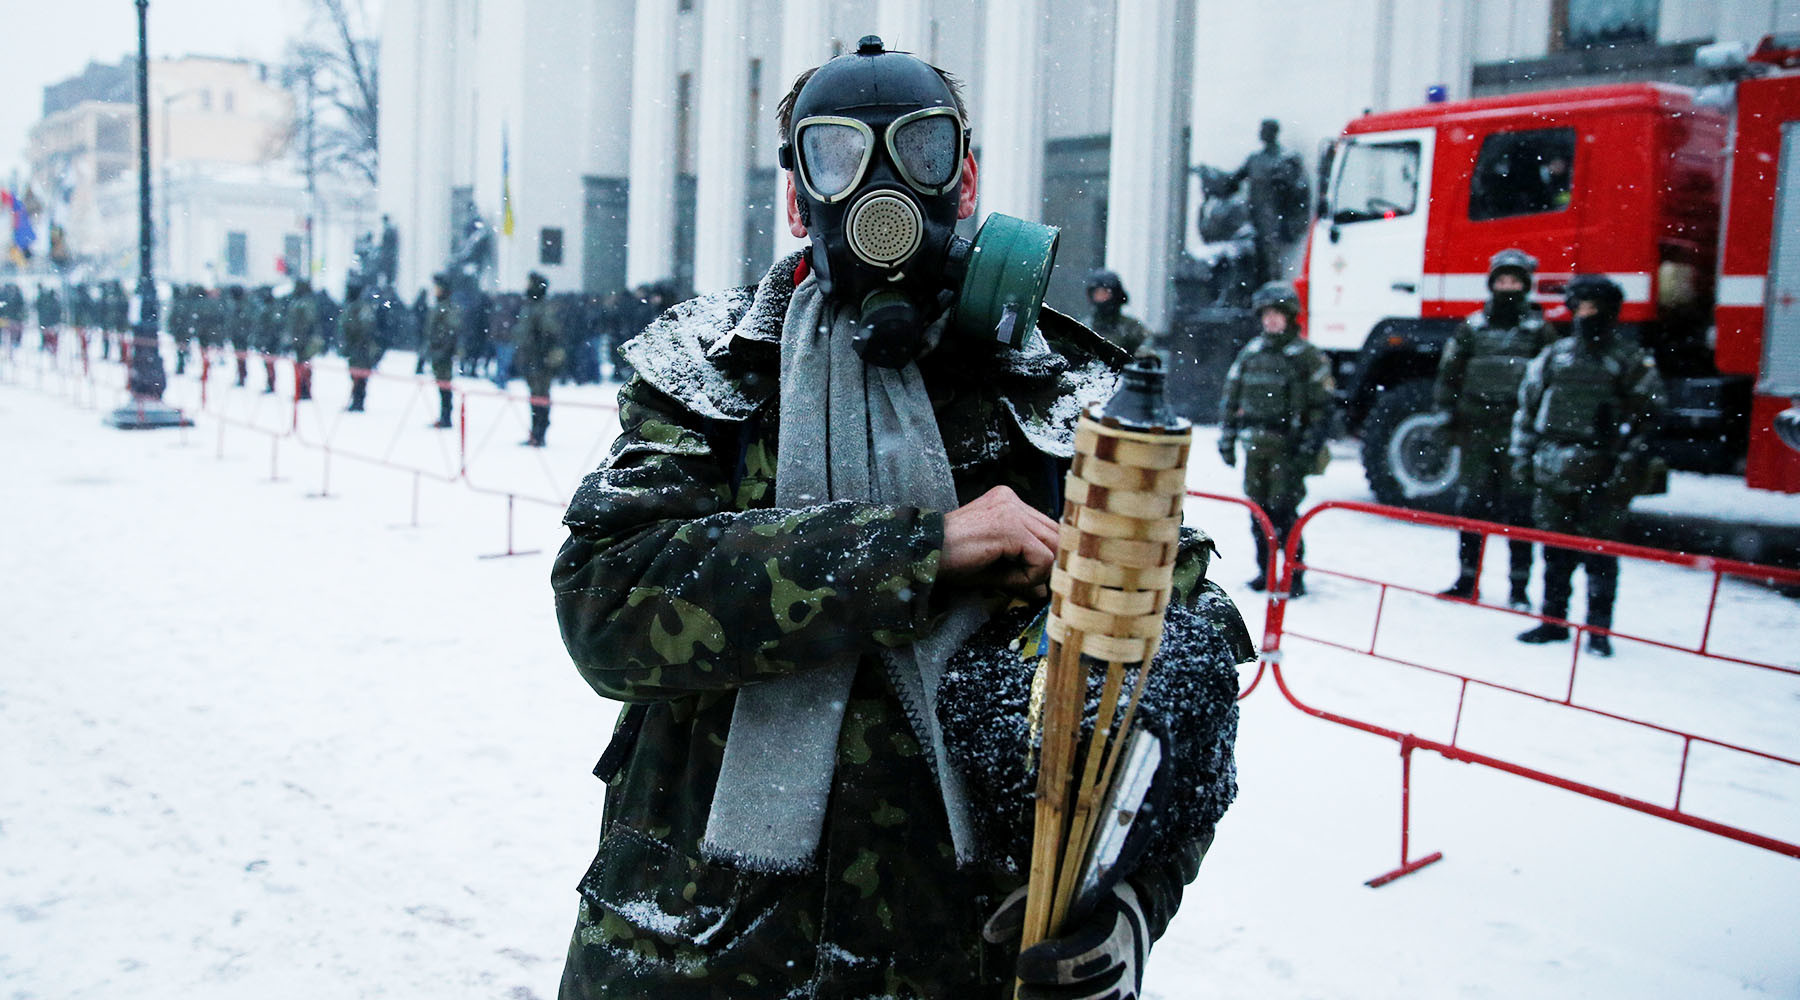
[
  {"x1": 1236, "y1": 340, "x2": 1303, "y2": 429},
  {"x1": 1459, "y1": 311, "x2": 1547, "y2": 411},
  {"x1": 1534, "y1": 344, "x2": 1624, "y2": 443}
]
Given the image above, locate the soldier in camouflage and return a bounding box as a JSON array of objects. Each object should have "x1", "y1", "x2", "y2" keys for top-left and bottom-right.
[
  {"x1": 1085, "y1": 269, "x2": 1154, "y2": 357},
  {"x1": 554, "y1": 41, "x2": 1244, "y2": 1000},
  {"x1": 516, "y1": 272, "x2": 563, "y2": 447},
  {"x1": 1435, "y1": 249, "x2": 1557, "y2": 607},
  {"x1": 0, "y1": 282, "x2": 23, "y2": 349},
  {"x1": 1512, "y1": 276, "x2": 1664, "y2": 657},
  {"x1": 225, "y1": 286, "x2": 252, "y2": 386},
  {"x1": 287, "y1": 279, "x2": 322, "y2": 401},
  {"x1": 340, "y1": 284, "x2": 385, "y2": 412},
  {"x1": 425, "y1": 273, "x2": 461, "y2": 428},
  {"x1": 255, "y1": 287, "x2": 283, "y2": 394},
  {"x1": 1217, "y1": 280, "x2": 1334, "y2": 596}
]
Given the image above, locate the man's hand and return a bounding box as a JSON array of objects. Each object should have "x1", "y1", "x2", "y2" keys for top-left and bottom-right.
[
  {"x1": 984, "y1": 883, "x2": 1149, "y2": 1000},
  {"x1": 941, "y1": 486, "x2": 1060, "y2": 599}
]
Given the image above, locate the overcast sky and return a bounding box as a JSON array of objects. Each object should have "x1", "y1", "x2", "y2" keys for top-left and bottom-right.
[{"x1": 2, "y1": 0, "x2": 372, "y2": 185}]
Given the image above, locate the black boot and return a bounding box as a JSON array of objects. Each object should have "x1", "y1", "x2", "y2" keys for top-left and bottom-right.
[
  {"x1": 1518, "y1": 622, "x2": 1570, "y2": 644},
  {"x1": 1288, "y1": 573, "x2": 1306, "y2": 598},
  {"x1": 1440, "y1": 575, "x2": 1476, "y2": 599},
  {"x1": 1248, "y1": 519, "x2": 1270, "y2": 591},
  {"x1": 432, "y1": 387, "x2": 454, "y2": 428},
  {"x1": 1507, "y1": 539, "x2": 1534, "y2": 609},
  {"x1": 1587, "y1": 633, "x2": 1613, "y2": 657},
  {"x1": 348, "y1": 377, "x2": 367, "y2": 412}
]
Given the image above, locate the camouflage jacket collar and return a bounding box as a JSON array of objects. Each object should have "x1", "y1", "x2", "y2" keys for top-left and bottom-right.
[{"x1": 619, "y1": 252, "x2": 1128, "y2": 458}]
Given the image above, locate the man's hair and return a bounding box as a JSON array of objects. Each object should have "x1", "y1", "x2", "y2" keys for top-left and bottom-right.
[{"x1": 775, "y1": 61, "x2": 970, "y2": 146}]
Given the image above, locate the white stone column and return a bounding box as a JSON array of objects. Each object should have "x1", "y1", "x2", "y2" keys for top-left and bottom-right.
[
  {"x1": 693, "y1": 0, "x2": 749, "y2": 292},
  {"x1": 878, "y1": 0, "x2": 934, "y2": 59},
  {"x1": 978, "y1": 0, "x2": 1046, "y2": 223},
  {"x1": 771, "y1": 0, "x2": 829, "y2": 262},
  {"x1": 1105, "y1": 0, "x2": 1181, "y2": 331},
  {"x1": 625, "y1": 0, "x2": 679, "y2": 288}
]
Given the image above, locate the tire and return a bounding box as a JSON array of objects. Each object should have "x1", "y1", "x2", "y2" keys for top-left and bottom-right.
[{"x1": 1361, "y1": 380, "x2": 1459, "y2": 512}]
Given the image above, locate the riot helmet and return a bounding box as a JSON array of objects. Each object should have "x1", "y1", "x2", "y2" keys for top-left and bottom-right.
[
  {"x1": 1564, "y1": 274, "x2": 1623, "y2": 348},
  {"x1": 780, "y1": 36, "x2": 972, "y2": 367},
  {"x1": 1086, "y1": 269, "x2": 1127, "y2": 318},
  {"x1": 1486, "y1": 248, "x2": 1538, "y2": 324},
  {"x1": 1250, "y1": 281, "x2": 1299, "y2": 317}
]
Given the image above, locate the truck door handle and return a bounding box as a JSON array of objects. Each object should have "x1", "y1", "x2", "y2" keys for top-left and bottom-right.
[{"x1": 1391, "y1": 281, "x2": 1417, "y2": 293}]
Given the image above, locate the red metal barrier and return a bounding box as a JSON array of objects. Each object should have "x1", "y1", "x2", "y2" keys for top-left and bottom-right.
[
  {"x1": 1185, "y1": 490, "x2": 1281, "y2": 702},
  {"x1": 1269, "y1": 499, "x2": 1800, "y2": 885}
]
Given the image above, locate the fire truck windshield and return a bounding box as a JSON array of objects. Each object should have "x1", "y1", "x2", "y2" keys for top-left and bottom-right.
[{"x1": 1331, "y1": 139, "x2": 1421, "y2": 224}]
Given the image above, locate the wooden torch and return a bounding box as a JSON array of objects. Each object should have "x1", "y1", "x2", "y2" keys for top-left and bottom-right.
[{"x1": 1018, "y1": 356, "x2": 1192, "y2": 963}]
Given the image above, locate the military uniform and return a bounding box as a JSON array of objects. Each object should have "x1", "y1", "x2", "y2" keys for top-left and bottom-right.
[
  {"x1": 1218, "y1": 283, "x2": 1333, "y2": 595},
  {"x1": 36, "y1": 287, "x2": 62, "y2": 352},
  {"x1": 1435, "y1": 252, "x2": 1556, "y2": 605},
  {"x1": 340, "y1": 287, "x2": 384, "y2": 411},
  {"x1": 1512, "y1": 278, "x2": 1664, "y2": 655},
  {"x1": 224, "y1": 288, "x2": 252, "y2": 385},
  {"x1": 553, "y1": 254, "x2": 1243, "y2": 999},
  {"x1": 425, "y1": 285, "x2": 462, "y2": 428},
  {"x1": 516, "y1": 274, "x2": 564, "y2": 446},
  {"x1": 254, "y1": 289, "x2": 284, "y2": 393},
  {"x1": 287, "y1": 285, "x2": 322, "y2": 400},
  {"x1": 0, "y1": 283, "x2": 23, "y2": 348}
]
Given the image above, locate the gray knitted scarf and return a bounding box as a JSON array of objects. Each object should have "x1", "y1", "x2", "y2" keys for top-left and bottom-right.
[{"x1": 700, "y1": 274, "x2": 987, "y2": 874}]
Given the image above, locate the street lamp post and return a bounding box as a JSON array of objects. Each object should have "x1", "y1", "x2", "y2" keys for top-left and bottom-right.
[{"x1": 109, "y1": 0, "x2": 191, "y2": 429}]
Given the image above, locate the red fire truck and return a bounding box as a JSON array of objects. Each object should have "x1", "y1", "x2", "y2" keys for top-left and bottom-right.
[{"x1": 1298, "y1": 34, "x2": 1800, "y2": 509}]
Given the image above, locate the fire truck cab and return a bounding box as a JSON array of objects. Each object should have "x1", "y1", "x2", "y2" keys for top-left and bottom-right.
[{"x1": 1301, "y1": 35, "x2": 1800, "y2": 507}]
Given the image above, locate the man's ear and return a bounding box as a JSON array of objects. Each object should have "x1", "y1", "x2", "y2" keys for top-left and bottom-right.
[
  {"x1": 786, "y1": 173, "x2": 807, "y2": 238},
  {"x1": 957, "y1": 152, "x2": 979, "y2": 220}
]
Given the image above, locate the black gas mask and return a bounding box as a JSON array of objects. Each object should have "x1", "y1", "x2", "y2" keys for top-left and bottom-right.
[{"x1": 782, "y1": 36, "x2": 1059, "y2": 368}]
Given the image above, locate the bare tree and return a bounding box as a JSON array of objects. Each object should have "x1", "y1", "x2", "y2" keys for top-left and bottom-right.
[{"x1": 281, "y1": 0, "x2": 379, "y2": 186}]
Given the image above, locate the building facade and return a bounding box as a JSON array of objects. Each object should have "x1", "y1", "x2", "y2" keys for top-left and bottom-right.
[
  {"x1": 376, "y1": 0, "x2": 1800, "y2": 330},
  {"x1": 29, "y1": 55, "x2": 375, "y2": 292}
]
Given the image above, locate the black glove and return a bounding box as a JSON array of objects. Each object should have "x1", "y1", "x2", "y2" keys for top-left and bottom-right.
[
  {"x1": 985, "y1": 883, "x2": 1149, "y2": 1000},
  {"x1": 1217, "y1": 436, "x2": 1237, "y2": 468}
]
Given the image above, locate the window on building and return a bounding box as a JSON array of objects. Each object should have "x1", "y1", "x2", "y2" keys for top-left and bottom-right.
[
  {"x1": 226, "y1": 231, "x2": 248, "y2": 276},
  {"x1": 223, "y1": 90, "x2": 235, "y2": 113},
  {"x1": 540, "y1": 227, "x2": 564, "y2": 266},
  {"x1": 1556, "y1": 0, "x2": 1658, "y2": 50},
  {"x1": 1468, "y1": 128, "x2": 1576, "y2": 221},
  {"x1": 283, "y1": 234, "x2": 303, "y2": 275},
  {"x1": 198, "y1": 90, "x2": 213, "y2": 111},
  {"x1": 1329, "y1": 139, "x2": 1420, "y2": 224}
]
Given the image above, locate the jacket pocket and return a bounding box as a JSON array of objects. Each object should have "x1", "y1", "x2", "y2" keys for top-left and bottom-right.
[{"x1": 576, "y1": 825, "x2": 803, "y2": 973}]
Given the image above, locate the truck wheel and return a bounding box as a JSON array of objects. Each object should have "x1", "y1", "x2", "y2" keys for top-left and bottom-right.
[{"x1": 1362, "y1": 380, "x2": 1460, "y2": 512}]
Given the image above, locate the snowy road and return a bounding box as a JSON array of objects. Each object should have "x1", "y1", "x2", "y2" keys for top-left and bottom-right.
[{"x1": 4, "y1": 358, "x2": 1800, "y2": 999}]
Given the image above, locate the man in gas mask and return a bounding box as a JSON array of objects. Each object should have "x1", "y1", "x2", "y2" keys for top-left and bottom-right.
[
  {"x1": 1512, "y1": 276, "x2": 1664, "y2": 657},
  {"x1": 1434, "y1": 249, "x2": 1556, "y2": 606},
  {"x1": 552, "y1": 37, "x2": 1244, "y2": 1000}
]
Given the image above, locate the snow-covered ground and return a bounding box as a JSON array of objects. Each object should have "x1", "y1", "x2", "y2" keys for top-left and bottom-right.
[{"x1": 4, "y1": 346, "x2": 1799, "y2": 999}]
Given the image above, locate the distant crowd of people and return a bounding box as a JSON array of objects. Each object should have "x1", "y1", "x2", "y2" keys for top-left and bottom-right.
[{"x1": 0, "y1": 275, "x2": 693, "y2": 448}]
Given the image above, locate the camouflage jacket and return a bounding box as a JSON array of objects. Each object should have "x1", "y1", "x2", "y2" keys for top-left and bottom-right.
[
  {"x1": 1090, "y1": 310, "x2": 1154, "y2": 358},
  {"x1": 516, "y1": 296, "x2": 564, "y2": 396},
  {"x1": 1218, "y1": 330, "x2": 1334, "y2": 454},
  {"x1": 1511, "y1": 334, "x2": 1664, "y2": 496},
  {"x1": 553, "y1": 254, "x2": 1245, "y2": 999}
]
